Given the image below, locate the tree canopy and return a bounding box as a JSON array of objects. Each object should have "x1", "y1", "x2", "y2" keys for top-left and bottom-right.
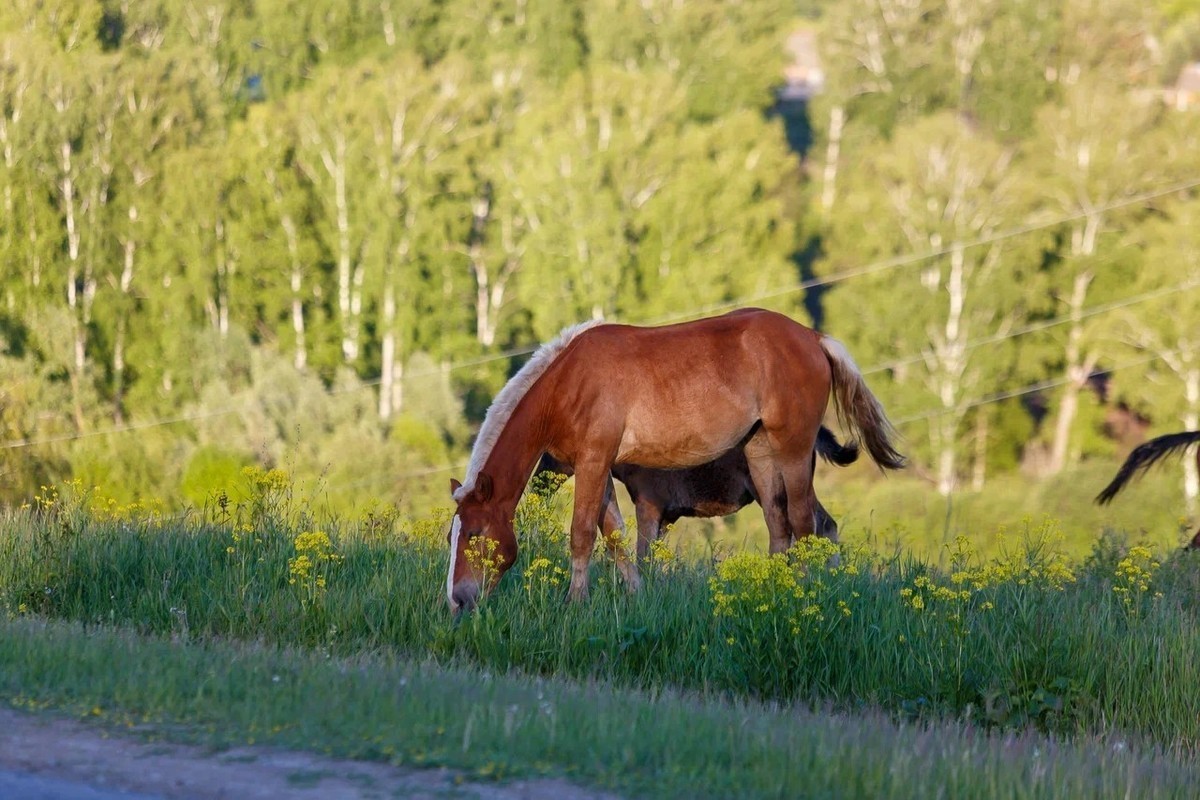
[{"x1": 0, "y1": 0, "x2": 1198, "y2": 511}]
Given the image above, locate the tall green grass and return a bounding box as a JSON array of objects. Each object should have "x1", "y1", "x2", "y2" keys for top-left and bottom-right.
[
  {"x1": 2, "y1": 475, "x2": 1200, "y2": 751},
  {"x1": 8, "y1": 617, "x2": 1200, "y2": 799}
]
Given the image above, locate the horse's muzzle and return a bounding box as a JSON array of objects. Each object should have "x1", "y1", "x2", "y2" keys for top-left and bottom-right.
[{"x1": 450, "y1": 579, "x2": 480, "y2": 612}]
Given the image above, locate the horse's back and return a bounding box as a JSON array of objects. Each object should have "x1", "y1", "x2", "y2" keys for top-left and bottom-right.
[
  {"x1": 544, "y1": 309, "x2": 829, "y2": 469},
  {"x1": 569, "y1": 308, "x2": 822, "y2": 382}
]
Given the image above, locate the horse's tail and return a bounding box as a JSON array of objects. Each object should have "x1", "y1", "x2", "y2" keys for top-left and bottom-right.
[
  {"x1": 819, "y1": 336, "x2": 906, "y2": 471},
  {"x1": 1095, "y1": 430, "x2": 1200, "y2": 505},
  {"x1": 815, "y1": 425, "x2": 860, "y2": 467}
]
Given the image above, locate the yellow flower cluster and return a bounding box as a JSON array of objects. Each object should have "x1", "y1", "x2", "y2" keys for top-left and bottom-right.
[
  {"x1": 357, "y1": 500, "x2": 400, "y2": 542},
  {"x1": 523, "y1": 556, "x2": 570, "y2": 594},
  {"x1": 710, "y1": 551, "x2": 800, "y2": 618},
  {"x1": 648, "y1": 537, "x2": 677, "y2": 572},
  {"x1": 899, "y1": 534, "x2": 1078, "y2": 622},
  {"x1": 515, "y1": 485, "x2": 567, "y2": 550},
  {"x1": 88, "y1": 494, "x2": 166, "y2": 525},
  {"x1": 405, "y1": 508, "x2": 454, "y2": 550},
  {"x1": 288, "y1": 529, "x2": 343, "y2": 602},
  {"x1": 225, "y1": 522, "x2": 260, "y2": 555},
  {"x1": 709, "y1": 538, "x2": 850, "y2": 636},
  {"x1": 1112, "y1": 545, "x2": 1162, "y2": 614},
  {"x1": 27, "y1": 480, "x2": 166, "y2": 527},
  {"x1": 987, "y1": 531, "x2": 1077, "y2": 591},
  {"x1": 463, "y1": 533, "x2": 503, "y2": 583},
  {"x1": 900, "y1": 574, "x2": 973, "y2": 613},
  {"x1": 33, "y1": 482, "x2": 65, "y2": 512},
  {"x1": 242, "y1": 465, "x2": 291, "y2": 493}
]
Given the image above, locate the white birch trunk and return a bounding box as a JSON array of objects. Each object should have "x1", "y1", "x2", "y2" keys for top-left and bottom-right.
[
  {"x1": 379, "y1": 279, "x2": 397, "y2": 421},
  {"x1": 820, "y1": 105, "x2": 844, "y2": 214},
  {"x1": 281, "y1": 214, "x2": 307, "y2": 372},
  {"x1": 1046, "y1": 269, "x2": 1095, "y2": 474},
  {"x1": 112, "y1": 204, "x2": 137, "y2": 422},
  {"x1": 58, "y1": 137, "x2": 88, "y2": 430},
  {"x1": 327, "y1": 134, "x2": 357, "y2": 363},
  {"x1": 935, "y1": 244, "x2": 968, "y2": 495},
  {"x1": 971, "y1": 412, "x2": 988, "y2": 492}
]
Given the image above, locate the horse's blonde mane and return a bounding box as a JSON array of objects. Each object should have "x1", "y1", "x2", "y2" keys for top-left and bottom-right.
[{"x1": 454, "y1": 319, "x2": 606, "y2": 501}]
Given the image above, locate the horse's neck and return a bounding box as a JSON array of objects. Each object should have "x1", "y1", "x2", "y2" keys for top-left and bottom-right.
[{"x1": 481, "y1": 386, "x2": 550, "y2": 507}]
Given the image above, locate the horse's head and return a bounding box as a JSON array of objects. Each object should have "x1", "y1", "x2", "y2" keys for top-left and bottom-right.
[{"x1": 447, "y1": 474, "x2": 518, "y2": 612}]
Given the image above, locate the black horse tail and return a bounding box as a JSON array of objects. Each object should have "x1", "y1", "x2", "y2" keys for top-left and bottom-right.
[
  {"x1": 1095, "y1": 430, "x2": 1200, "y2": 505},
  {"x1": 815, "y1": 425, "x2": 860, "y2": 467}
]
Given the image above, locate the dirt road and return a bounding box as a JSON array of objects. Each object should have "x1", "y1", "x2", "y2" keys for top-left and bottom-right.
[{"x1": 0, "y1": 708, "x2": 621, "y2": 800}]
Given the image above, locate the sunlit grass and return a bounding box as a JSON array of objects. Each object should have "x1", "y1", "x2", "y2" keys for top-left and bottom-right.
[
  {"x1": 2, "y1": 474, "x2": 1199, "y2": 751},
  {"x1": 7, "y1": 617, "x2": 1200, "y2": 800}
]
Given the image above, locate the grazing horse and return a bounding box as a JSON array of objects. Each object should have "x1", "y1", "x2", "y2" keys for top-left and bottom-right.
[
  {"x1": 1096, "y1": 430, "x2": 1200, "y2": 549},
  {"x1": 448, "y1": 308, "x2": 905, "y2": 612},
  {"x1": 536, "y1": 425, "x2": 859, "y2": 559}
]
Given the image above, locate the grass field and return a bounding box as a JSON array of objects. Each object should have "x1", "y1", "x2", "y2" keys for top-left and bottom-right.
[
  {"x1": 2, "y1": 472, "x2": 1200, "y2": 797},
  {"x1": 4, "y1": 617, "x2": 1200, "y2": 799}
]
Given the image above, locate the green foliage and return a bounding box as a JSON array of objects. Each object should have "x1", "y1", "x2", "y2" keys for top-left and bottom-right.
[
  {"x1": 0, "y1": 0, "x2": 1197, "y2": 516},
  {"x1": 180, "y1": 446, "x2": 250, "y2": 508}
]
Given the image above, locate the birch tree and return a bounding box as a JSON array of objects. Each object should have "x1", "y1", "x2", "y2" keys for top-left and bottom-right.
[
  {"x1": 1115, "y1": 197, "x2": 1200, "y2": 514},
  {"x1": 823, "y1": 113, "x2": 1040, "y2": 494},
  {"x1": 360, "y1": 54, "x2": 476, "y2": 420},
  {"x1": 293, "y1": 74, "x2": 369, "y2": 366},
  {"x1": 107, "y1": 51, "x2": 214, "y2": 421},
  {"x1": 1025, "y1": 82, "x2": 1164, "y2": 474}
]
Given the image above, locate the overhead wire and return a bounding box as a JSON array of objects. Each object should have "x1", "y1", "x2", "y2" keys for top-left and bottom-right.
[{"x1": 2, "y1": 177, "x2": 1196, "y2": 463}]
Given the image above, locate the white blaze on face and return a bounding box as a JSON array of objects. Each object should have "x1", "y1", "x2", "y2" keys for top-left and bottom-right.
[{"x1": 447, "y1": 514, "x2": 463, "y2": 607}]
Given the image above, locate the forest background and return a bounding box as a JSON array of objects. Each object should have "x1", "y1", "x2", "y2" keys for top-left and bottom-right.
[{"x1": 1, "y1": 0, "x2": 1199, "y2": 552}]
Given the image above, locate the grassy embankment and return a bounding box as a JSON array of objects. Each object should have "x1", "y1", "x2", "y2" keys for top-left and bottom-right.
[
  {"x1": 4, "y1": 617, "x2": 1199, "y2": 799},
  {"x1": 2, "y1": 471, "x2": 1200, "y2": 797}
]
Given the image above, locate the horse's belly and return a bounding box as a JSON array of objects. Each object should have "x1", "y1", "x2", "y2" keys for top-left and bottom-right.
[{"x1": 615, "y1": 409, "x2": 753, "y2": 469}]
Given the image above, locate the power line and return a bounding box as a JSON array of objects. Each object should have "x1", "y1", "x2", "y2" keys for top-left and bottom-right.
[
  {"x1": 3, "y1": 178, "x2": 1196, "y2": 453},
  {"x1": 341, "y1": 175, "x2": 1200, "y2": 382},
  {"x1": 1, "y1": 274, "x2": 1190, "y2": 455},
  {"x1": 891, "y1": 351, "x2": 1167, "y2": 426},
  {"x1": 0, "y1": 406, "x2": 245, "y2": 451},
  {"x1": 861, "y1": 278, "x2": 1200, "y2": 376},
  {"x1": 638, "y1": 176, "x2": 1200, "y2": 326},
  {"x1": 387, "y1": 354, "x2": 1183, "y2": 486}
]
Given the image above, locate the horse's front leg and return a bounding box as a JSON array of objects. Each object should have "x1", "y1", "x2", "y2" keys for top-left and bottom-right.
[
  {"x1": 568, "y1": 462, "x2": 610, "y2": 602},
  {"x1": 598, "y1": 476, "x2": 641, "y2": 593}
]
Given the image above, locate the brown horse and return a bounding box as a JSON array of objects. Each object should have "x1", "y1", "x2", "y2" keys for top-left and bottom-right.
[
  {"x1": 1096, "y1": 430, "x2": 1200, "y2": 548},
  {"x1": 536, "y1": 425, "x2": 859, "y2": 559},
  {"x1": 448, "y1": 308, "x2": 905, "y2": 611}
]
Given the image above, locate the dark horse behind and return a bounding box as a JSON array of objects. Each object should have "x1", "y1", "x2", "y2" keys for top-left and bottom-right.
[{"x1": 536, "y1": 425, "x2": 859, "y2": 559}]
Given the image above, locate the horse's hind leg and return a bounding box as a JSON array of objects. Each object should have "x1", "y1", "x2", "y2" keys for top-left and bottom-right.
[
  {"x1": 778, "y1": 456, "x2": 817, "y2": 545},
  {"x1": 598, "y1": 476, "x2": 641, "y2": 592},
  {"x1": 744, "y1": 434, "x2": 792, "y2": 554}
]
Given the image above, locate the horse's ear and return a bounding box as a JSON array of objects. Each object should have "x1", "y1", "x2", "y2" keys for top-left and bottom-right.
[
  {"x1": 450, "y1": 478, "x2": 462, "y2": 496},
  {"x1": 476, "y1": 472, "x2": 493, "y2": 502}
]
